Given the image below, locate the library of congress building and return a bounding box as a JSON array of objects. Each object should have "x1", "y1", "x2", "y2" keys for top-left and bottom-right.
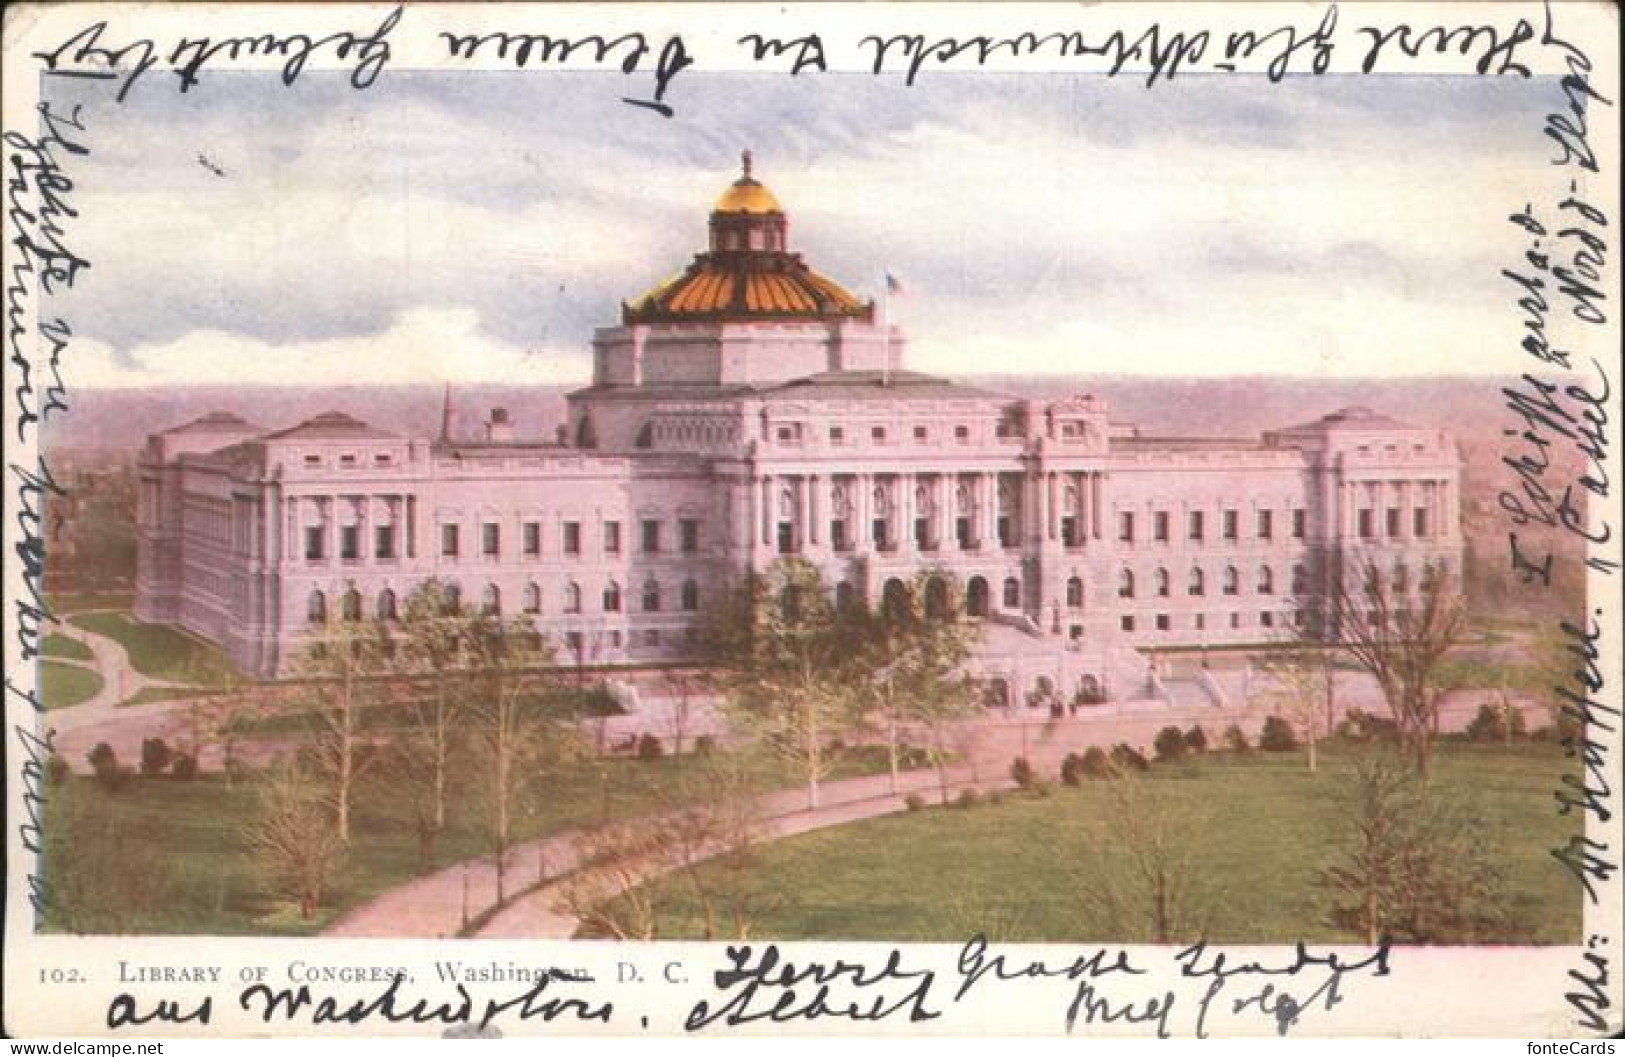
[{"x1": 135, "y1": 158, "x2": 1463, "y2": 705}]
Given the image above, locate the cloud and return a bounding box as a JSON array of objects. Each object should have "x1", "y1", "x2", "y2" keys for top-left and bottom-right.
[{"x1": 66, "y1": 307, "x2": 587, "y2": 389}]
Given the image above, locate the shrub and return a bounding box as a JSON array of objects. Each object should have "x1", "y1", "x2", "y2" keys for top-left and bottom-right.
[
  {"x1": 171, "y1": 753, "x2": 199, "y2": 780},
  {"x1": 693, "y1": 734, "x2": 716, "y2": 757},
  {"x1": 1465, "y1": 702, "x2": 1527, "y2": 743},
  {"x1": 1154, "y1": 726, "x2": 1188, "y2": 763},
  {"x1": 1110, "y1": 743, "x2": 1149, "y2": 772},
  {"x1": 45, "y1": 753, "x2": 70, "y2": 785},
  {"x1": 1060, "y1": 752, "x2": 1085, "y2": 787},
  {"x1": 1030, "y1": 778, "x2": 1053, "y2": 798},
  {"x1": 139, "y1": 737, "x2": 173, "y2": 777},
  {"x1": 1260, "y1": 716, "x2": 1299, "y2": 752},
  {"x1": 955, "y1": 788, "x2": 982, "y2": 809},
  {"x1": 1185, "y1": 725, "x2": 1209, "y2": 754},
  {"x1": 1335, "y1": 708, "x2": 1400, "y2": 745},
  {"x1": 1081, "y1": 746, "x2": 1112, "y2": 778},
  {"x1": 1010, "y1": 756, "x2": 1035, "y2": 789},
  {"x1": 87, "y1": 742, "x2": 116, "y2": 773},
  {"x1": 904, "y1": 793, "x2": 926, "y2": 812},
  {"x1": 636, "y1": 733, "x2": 664, "y2": 760},
  {"x1": 1223, "y1": 724, "x2": 1250, "y2": 754}
]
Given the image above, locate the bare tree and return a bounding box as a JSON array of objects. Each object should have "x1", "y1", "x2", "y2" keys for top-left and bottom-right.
[
  {"x1": 1325, "y1": 555, "x2": 1466, "y2": 779},
  {"x1": 388, "y1": 580, "x2": 467, "y2": 854},
  {"x1": 247, "y1": 757, "x2": 347, "y2": 920}
]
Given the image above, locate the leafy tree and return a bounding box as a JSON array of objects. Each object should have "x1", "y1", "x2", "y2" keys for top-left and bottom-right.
[
  {"x1": 461, "y1": 611, "x2": 578, "y2": 906},
  {"x1": 1153, "y1": 725, "x2": 1187, "y2": 763},
  {"x1": 385, "y1": 579, "x2": 469, "y2": 859},
  {"x1": 1320, "y1": 755, "x2": 1505, "y2": 943},
  {"x1": 1252, "y1": 644, "x2": 1337, "y2": 771},
  {"x1": 699, "y1": 559, "x2": 864, "y2": 809},
  {"x1": 292, "y1": 616, "x2": 393, "y2": 842},
  {"x1": 861, "y1": 570, "x2": 982, "y2": 803},
  {"x1": 1324, "y1": 556, "x2": 1466, "y2": 778},
  {"x1": 1260, "y1": 715, "x2": 1299, "y2": 752}
]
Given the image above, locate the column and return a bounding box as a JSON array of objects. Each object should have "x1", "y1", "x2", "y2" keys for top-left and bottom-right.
[
  {"x1": 940, "y1": 474, "x2": 955, "y2": 549},
  {"x1": 1072, "y1": 471, "x2": 1086, "y2": 547},
  {"x1": 760, "y1": 475, "x2": 773, "y2": 547},
  {"x1": 1047, "y1": 471, "x2": 1059, "y2": 541},
  {"x1": 983, "y1": 472, "x2": 998, "y2": 548},
  {"x1": 902, "y1": 474, "x2": 917, "y2": 554},
  {"x1": 809, "y1": 474, "x2": 822, "y2": 547},
  {"x1": 1091, "y1": 473, "x2": 1103, "y2": 539},
  {"x1": 1443, "y1": 479, "x2": 1456, "y2": 540},
  {"x1": 1399, "y1": 481, "x2": 1412, "y2": 540},
  {"x1": 795, "y1": 475, "x2": 810, "y2": 551}
]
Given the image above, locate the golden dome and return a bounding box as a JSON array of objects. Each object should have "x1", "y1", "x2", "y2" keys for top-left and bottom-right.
[
  {"x1": 714, "y1": 178, "x2": 782, "y2": 214},
  {"x1": 714, "y1": 151, "x2": 781, "y2": 213}
]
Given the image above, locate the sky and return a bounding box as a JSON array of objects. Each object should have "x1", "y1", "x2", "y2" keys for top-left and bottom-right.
[{"x1": 47, "y1": 69, "x2": 1557, "y2": 387}]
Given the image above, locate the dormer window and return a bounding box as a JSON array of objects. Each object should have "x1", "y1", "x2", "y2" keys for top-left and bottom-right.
[
  {"x1": 340, "y1": 453, "x2": 357, "y2": 467},
  {"x1": 303, "y1": 455, "x2": 321, "y2": 467},
  {"x1": 374, "y1": 453, "x2": 392, "y2": 466},
  {"x1": 829, "y1": 426, "x2": 845, "y2": 445}
]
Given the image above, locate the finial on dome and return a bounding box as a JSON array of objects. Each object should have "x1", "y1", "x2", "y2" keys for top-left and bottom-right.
[{"x1": 741, "y1": 149, "x2": 753, "y2": 181}]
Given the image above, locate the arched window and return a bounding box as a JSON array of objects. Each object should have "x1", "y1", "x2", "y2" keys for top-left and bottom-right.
[
  {"x1": 442, "y1": 583, "x2": 462, "y2": 616},
  {"x1": 376, "y1": 589, "x2": 397, "y2": 621},
  {"x1": 1066, "y1": 576, "x2": 1084, "y2": 608},
  {"x1": 603, "y1": 581, "x2": 621, "y2": 613},
  {"x1": 1002, "y1": 577, "x2": 1021, "y2": 608},
  {"x1": 522, "y1": 582, "x2": 541, "y2": 614},
  {"x1": 482, "y1": 583, "x2": 501, "y2": 615},
  {"x1": 307, "y1": 590, "x2": 327, "y2": 624},
  {"x1": 924, "y1": 577, "x2": 949, "y2": 620},
  {"x1": 1117, "y1": 568, "x2": 1135, "y2": 599},
  {"x1": 643, "y1": 579, "x2": 662, "y2": 612},
  {"x1": 883, "y1": 578, "x2": 910, "y2": 620},
  {"x1": 967, "y1": 576, "x2": 989, "y2": 617},
  {"x1": 1155, "y1": 567, "x2": 1170, "y2": 597},
  {"x1": 1188, "y1": 566, "x2": 1205, "y2": 596},
  {"x1": 341, "y1": 588, "x2": 362, "y2": 622},
  {"x1": 1392, "y1": 562, "x2": 1408, "y2": 592},
  {"x1": 1223, "y1": 565, "x2": 1239, "y2": 596},
  {"x1": 834, "y1": 581, "x2": 856, "y2": 612},
  {"x1": 680, "y1": 578, "x2": 699, "y2": 612},
  {"x1": 1258, "y1": 566, "x2": 1274, "y2": 595},
  {"x1": 564, "y1": 581, "x2": 582, "y2": 614},
  {"x1": 1292, "y1": 564, "x2": 1309, "y2": 596}
]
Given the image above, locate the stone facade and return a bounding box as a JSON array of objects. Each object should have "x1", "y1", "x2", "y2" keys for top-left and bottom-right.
[{"x1": 136, "y1": 159, "x2": 1463, "y2": 700}]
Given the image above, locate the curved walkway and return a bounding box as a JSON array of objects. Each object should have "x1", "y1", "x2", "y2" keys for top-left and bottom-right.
[{"x1": 326, "y1": 764, "x2": 999, "y2": 940}]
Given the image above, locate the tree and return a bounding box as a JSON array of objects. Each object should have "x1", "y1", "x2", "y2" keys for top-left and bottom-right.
[
  {"x1": 461, "y1": 611, "x2": 578, "y2": 906},
  {"x1": 293, "y1": 616, "x2": 392, "y2": 842},
  {"x1": 1073, "y1": 767, "x2": 1210, "y2": 943},
  {"x1": 862, "y1": 570, "x2": 982, "y2": 803},
  {"x1": 247, "y1": 757, "x2": 347, "y2": 920},
  {"x1": 700, "y1": 559, "x2": 864, "y2": 809},
  {"x1": 1319, "y1": 754, "x2": 1504, "y2": 943},
  {"x1": 1324, "y1": 556, "x2": 1466, "y2": 779},
  {"x1": 1252, "y1": 642, "x2": 1338, "y2": 772},
  {"x1": 386, "y1": 579, "x2": 469, "y2": 860}
]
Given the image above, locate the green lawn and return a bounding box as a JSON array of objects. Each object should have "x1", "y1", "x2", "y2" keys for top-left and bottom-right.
[
  {"x1": 39, "y1": 661, "x2": 104, "y2": 710},
  {"x1": 43, "y1": 634, "x2": 94, "y2": 663},
  {"x1": 632, "y1": 743, "x2": 1582, "y2": 945},
  {"x1": 39, "y1": 746, "x2": 891, "y2": 936},
  {"x1": 68, "y1": 612, "x2": 238, "y2": 686},
  {"x1": 44, "y1": 592, "x2": 136, "y2": 616},
  {"x1": 117, "y1": 686, "x2": 227, "y2": 708}
]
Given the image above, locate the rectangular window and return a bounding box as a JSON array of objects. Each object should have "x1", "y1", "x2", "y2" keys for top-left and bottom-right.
[
  {"x1": 1118, "y1": 512, "x2": 1135, "y2": 543},
  {"x1": 874, "y1": 518, "x2": 890, "y2": 549},
  {"x1": 954, "y1": 425, "x2": 970, "y2": 442},
  {"x1": 565, "y1": 631, "x2": 582, "y2": 654},
  {"x1": 340, "y1": 525, "x2": 359, "y2": 561},
  {"x1": 1358, "y1": 509, "x2": 1375, "y2": 539},
  {"x1": 641, "y1": 519, "x2": 661, "y2": 553},
  {"x1": 483, "y1": 522, "x2": 500, "y2": 557},
  {"x1": 1293, "y1": 508, "x2": 1306, "y2": 539},
  {"x1": 1261, "y1": 611, "x2": 1275, "y2": 628},
  {"x1": 1194, "y1": 613, "x2": 1206, "y2": 631},
  {"x1": 375, "y1": 525, "x2": 395, "y2": 560},
  {"x1": 829, "y1": 426, "x2": 845, "y2": 445},
  {"x1": 441, "y1": 524, "x2": 460, "y2": 558},
  {"x1": 871, "y1": 426, "x2": 887, "y2": 442},
  {"x1": 1155, "y1": 614, "x2": 1171, "y2": 631},
  {"x1": 680, "y1": 518, "x2": 700, "y2": 553},
  {"x1": 1230, "y1": 612, "x2": 1243, "y2": 629},
  {"x1": 997, "y1": 516, "x2": 1012, "y2": 548},
  {"x1": 563, "y1": 521, "x2": 581, "y2": 555},
  {"x1": 1120, "y1": 615, "x2": 1136, "y2": 632},
  {"x1": 1223, "y1": 509, "x2": 1238, "y2": 541},
  {"x1": 913, "y1": 425, "x2": 928, "y2": 441},
  {"x1": 1386, "y1": 507, "x2": 1402, "y2": 537},
  {"x1": 603, "y1": 520, "x2": 621, "y2": 555},
  {"x1": 304, "y1": 526, "x2": 324, "y2": 561},
  {"x1": 914, "y1": 517, "x2": 929, "y2": 550},
  {"x1": 1413, "y1": 507, "x2": 1429, "y2": 537},
  {"x1": 1061, "y1": 516, "x2": 1077, "y2": 547},
  {"x1": 778, "y1": 522, "x2": 795, "y2": 554},
  {"x1": 1189, "y1": 511, "x2": 1205, "y2": 541},
  {"x1": 956, "y1": 516, "x2": 971, "y2": 549},
  {"x1": 1154, "y1": 511, "x2": 1170, "y2": 542},
  {"x1": 523, "y1": 521, "x2": 541, "y2": 556},
  {"x1": 1257, "y1": 509, "x2": 1274, "y2": 540},
  {"x1": 831, "y1": 520, "x2": 848, "y2": 550}
]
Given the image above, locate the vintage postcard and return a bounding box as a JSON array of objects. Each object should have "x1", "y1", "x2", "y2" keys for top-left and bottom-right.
[{"x1": 3, "y1": 0, "x2": 1620, "y2": 1040}]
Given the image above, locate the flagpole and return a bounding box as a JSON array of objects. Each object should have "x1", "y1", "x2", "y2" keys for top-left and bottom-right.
[{"x1": 879, "y1": 268, "x2": 891, "y2": 387}]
